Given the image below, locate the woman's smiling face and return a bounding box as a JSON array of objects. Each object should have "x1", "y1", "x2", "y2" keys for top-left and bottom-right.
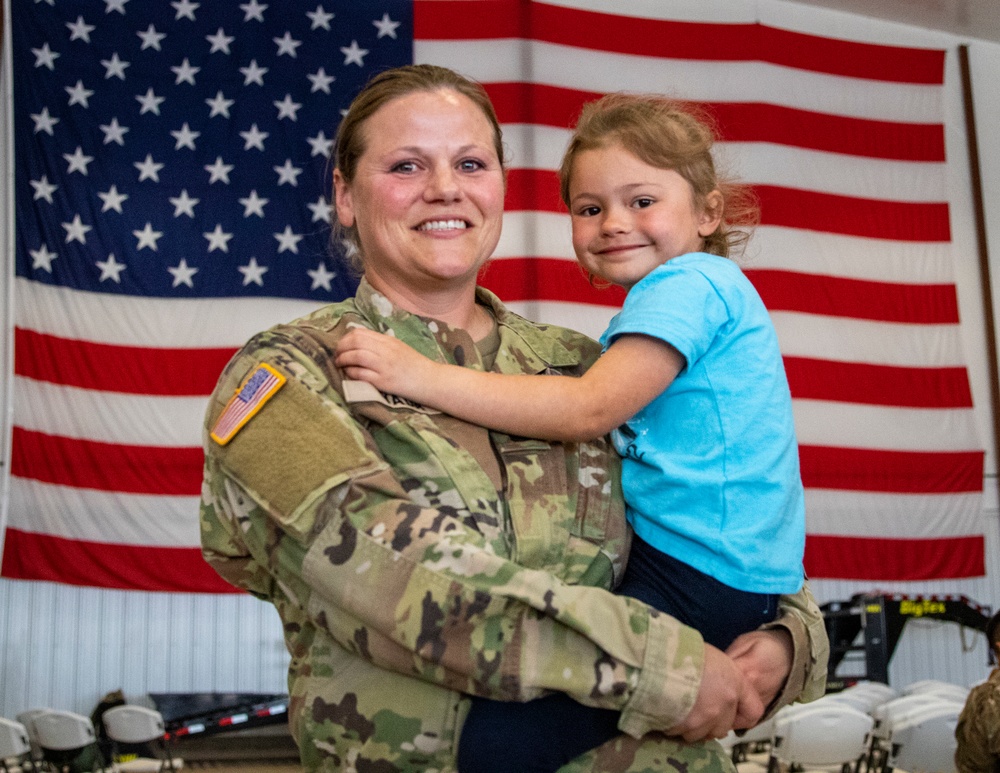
[{"x1": 333, "y1": 88, "x2": 506, "y2": 301}]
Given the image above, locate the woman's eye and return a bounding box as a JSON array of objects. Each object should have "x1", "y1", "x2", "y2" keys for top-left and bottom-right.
[
  {"x1": 391, "y1": 161, "x2": 418, "y2": 173},
  {"x1": 458, "y1": 159, "x2": 485, "y2": 172}
]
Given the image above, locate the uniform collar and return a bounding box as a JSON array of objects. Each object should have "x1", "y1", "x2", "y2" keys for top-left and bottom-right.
[{"x1": 351, "y1": 277, "x2": 594, "y2": 373}]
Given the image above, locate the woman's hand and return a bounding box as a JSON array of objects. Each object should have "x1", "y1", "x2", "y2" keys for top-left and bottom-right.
[
  {"x1": 335, "y1": 327, "x2": 438, "y2": 402},
  {"x1": 725, "y1": 628, "x2": 795, "y2": 711},
  {"x1": 666, "y1": 643, "x2": 764, "y2": 742}
]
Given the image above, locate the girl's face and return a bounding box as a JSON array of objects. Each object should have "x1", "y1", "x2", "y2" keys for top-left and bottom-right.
[
  {"x1": 567, "y1": 143, "x2": 722, "y2": 290},
  {"x1": 333, "y1": 89, "x2": 505, "y2": 303}
]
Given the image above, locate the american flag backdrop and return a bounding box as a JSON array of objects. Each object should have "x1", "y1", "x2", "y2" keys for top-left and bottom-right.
[{"x1": 3, "y1": 0, "x2": 986, "y2": 592}]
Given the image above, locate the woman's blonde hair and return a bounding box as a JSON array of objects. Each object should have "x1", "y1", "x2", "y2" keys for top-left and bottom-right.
[
  {"x1": 558, "y1": 93, "x2": 758, "y2": 259},
  {"x1": 331, "y1": 64, "x2": 505, "y2": 271}
]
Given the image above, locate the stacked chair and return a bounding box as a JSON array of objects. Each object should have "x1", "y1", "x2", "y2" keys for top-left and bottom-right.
[
  {"x1": 0, "y1": 717, "x2": 38, "y2": 772},
  {"x1": 31, "y1": 710, "x2": 109, "y2": 772},
  {"x1": 718, "y1": 678, "x2": 967, "y2": 773},
  {"x1": 102, "y1": 706, "x2": 181, "y2": 772}
]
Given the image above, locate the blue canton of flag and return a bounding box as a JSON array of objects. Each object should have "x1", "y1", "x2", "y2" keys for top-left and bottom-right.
[{"x1": 14, "y1": 0, "x2": 412, "y2": 300}]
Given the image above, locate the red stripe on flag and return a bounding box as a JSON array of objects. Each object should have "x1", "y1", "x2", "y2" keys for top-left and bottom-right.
[
  {"x1": 784, "y1": 357, "x2": 973, "y2": 408},
  {"x1": 799, "y1": 446, "x2": 984, "y2": 494},
  {"x1": 487, "y1": 83, "x2": 945, "y2": 162},
  {"x1": 11, "y1": 427, "x2": 202, "y2": 496},
  {"x1": 709, "y1": 102, "x2": 944, "y2": 162},
  {"x1": 748, "y1": 269, "x2": 959, "y2": 323},
  {"x1": 480, "y1": 257, "x2": 626, "y2": 307},
  {"x1": 804, "y1": 534, "x2": 985, "y2": 580},
  {"x1": 415, "y1": 1, "x2": 945, "y2": 84},
  {"x1": 505, "y1": 172, "x2": 952, "y2": 243},
  {"x1": 15, "y1": 328, "x2": 235, "y2": 396},
  {"x1": 482, "y1": 252, "x2": 960, "y2": 326},
  {"x1": 0, "y1": 528, "x2": 238, "y2": 593},
  {"x1": 415, "y1": 0, "x2": 527, "y2": 38},
  {"x1": 505, "y1": 169, "x2": 566, "y2": 213},
  {"x1": 755, "y1": 186, "x2": 951, "y2": 242}
]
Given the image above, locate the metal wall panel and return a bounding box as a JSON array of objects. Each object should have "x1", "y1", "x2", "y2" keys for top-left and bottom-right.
[{"x1": 0, "y1": 579, "x2": 288, "y2": 718}]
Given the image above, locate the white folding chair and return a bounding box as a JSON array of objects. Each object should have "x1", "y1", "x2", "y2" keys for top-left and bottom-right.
[
  {"x1": 885, "y1": 702, "x2": 961, "y2": 773},
  {"x1": 32, "y1": 710, "x2": 109, "y2": 773},
  {"x1": 0, "y1": 717, "x2": 39, "y2": 772},
  {"x1": 769, "y1": 702, "x2": 874, "y2": 773},
  {"x1": 15, "y1": 710, "x2": 49, "y2": 768},
  {"x1": 718, "y1": 715, "x2": 776, "y2": 762},
  {"x1": 902, "y1": 678, "x2": 962, "y2": 696},
  {"x1": 865, "y1": 694, "x2": 963, "y2": 773},
  {"x1": 102, "y1": 706, "x2": 182, "y2": 772}
]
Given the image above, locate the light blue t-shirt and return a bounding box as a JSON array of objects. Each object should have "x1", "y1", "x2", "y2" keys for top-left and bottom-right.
[{"x1": 601, "y1": 252, "x2": 804, "y2": 594}]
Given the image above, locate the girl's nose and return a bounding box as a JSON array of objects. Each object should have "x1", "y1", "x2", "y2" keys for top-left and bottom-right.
[{"x1": 601, "y1": 207, "x2": 630, "y2": 234}]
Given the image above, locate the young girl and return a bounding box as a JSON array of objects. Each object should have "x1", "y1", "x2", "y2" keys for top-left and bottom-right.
[{"x1": 335, "y1": 93, "x2": 805, "y2": 771}]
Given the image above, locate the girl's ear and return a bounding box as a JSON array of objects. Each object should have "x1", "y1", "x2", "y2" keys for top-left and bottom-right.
[
  {"x1": 333, "y1": 169, "x2": 355, "y2": 228},
  {"x1": 698, "y1": 190, "x2": 724, "y2": 237}
]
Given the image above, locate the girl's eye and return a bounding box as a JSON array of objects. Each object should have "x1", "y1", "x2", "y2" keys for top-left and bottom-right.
[
  {"x1": 633, "y1": 197, "x2": 655, "y2": 208},
  {"x1": 577, "y1": 205, "x2": 601, "y2": 217}
]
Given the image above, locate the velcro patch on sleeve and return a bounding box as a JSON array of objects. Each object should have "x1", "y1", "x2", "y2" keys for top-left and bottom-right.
[{"x1": 211, "y1": 363, "x2": 287, "y2": 446}]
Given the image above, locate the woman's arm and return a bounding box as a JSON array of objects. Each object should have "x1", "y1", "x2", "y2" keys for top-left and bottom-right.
[
  {"x1": 335, "y1": 327, "x2": 685, "y2": 441},
  {"x1": 203, "y1": 331, "x2": 717, "y2": 739}
]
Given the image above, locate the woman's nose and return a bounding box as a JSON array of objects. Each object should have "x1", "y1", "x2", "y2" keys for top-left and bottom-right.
[{"x1": 425, "y1": 165, "x2": 461, "y2": 202}]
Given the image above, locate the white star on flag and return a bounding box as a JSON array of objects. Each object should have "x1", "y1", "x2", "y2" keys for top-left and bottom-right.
[
  {"x1": 96, "y1": 253, "x2": 127, "y2": 282},
  {"x1": 169, "y1": 190, "x2": 199, "y2": 218},
  {"x1": 63, "y1": 146, "x2": 94, "y2": 175},
  {"x1": 274, "y1": 94, "x2": 302, "y2": 120},
  {"x1": 204, "y1": 156, "x2": 234, "y2": 184},
  {"x1": 340, "y1": 40, "x2": 368, "y2": 66},
  {"x1": 62, "y1": 214, "x2": 92, "y2": 244},
  {"x1": 134, "y1": 154, "x2": 164, "y2": 182},
  {"x1": 274, "y1": 225, "x2": 303, "y2": 253},
  {"x1": 308, "y1": 261, "x2": 336, "y2": 291},
  {"x1": 31, "y1": 107, "x2": 59, "y2": 134},
  {"x1": 30, "y1": 244, "x2": 58, "y2": 272},
  {"x1": 98, "y1": 185, "x2": 129, "y2": 213},
  {"x1": 168, "y1": 258, "x2": 198, "y2": 287},
  {"x1": 373, "y1": 13, "x2": 400, "y2": 39},
  {"x1": 238, "y1": 257, "x2": 269, "y2": 286},
  {"x1": 207, "y1": 28, "x2": 235, "y2": 55},
  {"x1": 239, "y1": 190, "x2": 269, "y2": 217},
  {"x1": 133, "y1": 222, "x2": 164, "y2": 251},
  {"x1": 30, "y1": 176, "x2": 57, "y2": 203},
  {"x1": 307, "y1": 5, "x2": 334, "y2": 30},
  {"x1": 137, "y1": 24, "x2": 166, "y2": 50},
  {"x1": 203, "y1": 224, "x2": 234, "y2": 253}
]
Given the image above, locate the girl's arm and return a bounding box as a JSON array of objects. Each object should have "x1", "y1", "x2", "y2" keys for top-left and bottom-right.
[{"x1": 335, "y1": 327, "x2": 685, "y2": 441}]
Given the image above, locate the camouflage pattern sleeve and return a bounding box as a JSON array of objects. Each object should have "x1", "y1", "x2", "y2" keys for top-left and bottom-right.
[
  {"x1": 955, "y1": 671, "x2": 1000, "y2": 773},
  {"x1": 760, "y1": 582, "x2": 829, "y2": 716},
  {"x1": 200, "y1": 322, "x2": 703, "y2": 739}
]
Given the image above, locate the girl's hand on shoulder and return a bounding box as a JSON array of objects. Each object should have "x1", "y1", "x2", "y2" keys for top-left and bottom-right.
[{"x1": 335, "y1": 327, "x2": 436, "y2": 400}]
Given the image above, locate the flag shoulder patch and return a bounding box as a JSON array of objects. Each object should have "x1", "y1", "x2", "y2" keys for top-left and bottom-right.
[{"x1": 211, "y1": 363, "x2": 287, "y2": 446}]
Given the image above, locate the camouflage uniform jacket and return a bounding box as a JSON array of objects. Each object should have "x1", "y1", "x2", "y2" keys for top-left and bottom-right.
[
  {"x1": 956, "y1": 668, "x2": 1000, "y2": 773},
  {"x1": 200, "y1": 279, "x2": 828, "y2": 772}
]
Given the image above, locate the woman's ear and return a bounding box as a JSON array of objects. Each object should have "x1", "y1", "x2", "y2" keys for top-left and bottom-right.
[
  {"x1": 698, "y1": 189, "x2": 724, "y2": 237},
  {"x1": 333, "y1": 169, "x2": 355, "y2": 228}
]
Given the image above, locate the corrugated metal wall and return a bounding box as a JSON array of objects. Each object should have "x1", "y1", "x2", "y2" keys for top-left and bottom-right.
[
  {"x1": 2, "y1": 506, "x2": 999, "y2": 719},
  {"x1": 0, "y1": 580, "x2": 288, "y2": 717}
]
